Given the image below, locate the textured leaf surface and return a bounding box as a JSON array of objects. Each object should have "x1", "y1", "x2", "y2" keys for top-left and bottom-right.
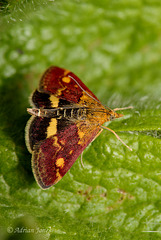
[{"x1": 1, "y1": 0, "x2": 161, "y2": 239}]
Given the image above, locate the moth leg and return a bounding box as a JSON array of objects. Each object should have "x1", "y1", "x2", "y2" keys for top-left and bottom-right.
[
  {"x1": 101, "y1": 126, "x2": 132, "y2": 151},
  {"x1": 80, "y1": 128, "x2": 103, "y2": 168},
  {"x1": 92, "y1": 128, "x2": 103, "y2": 142},
  {"x1": 80, "y1": 152, "x2": 84, "y2": 168}
]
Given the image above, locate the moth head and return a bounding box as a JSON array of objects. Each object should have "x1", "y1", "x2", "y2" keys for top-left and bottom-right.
[{"x1": 109, "y1": 110, "x2": 124, "y2": 121}]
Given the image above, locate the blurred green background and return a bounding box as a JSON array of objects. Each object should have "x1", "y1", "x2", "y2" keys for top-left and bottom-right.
[{"x1": 1, "y1": 0, "x2": 161, "y2": 239}]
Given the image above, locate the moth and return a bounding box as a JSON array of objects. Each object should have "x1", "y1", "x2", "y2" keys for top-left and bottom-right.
[{"x1": 25, "y1": 66, "x2": 132, "y2": 189}]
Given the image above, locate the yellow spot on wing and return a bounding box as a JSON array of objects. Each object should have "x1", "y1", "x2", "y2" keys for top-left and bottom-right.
[
  {"x1": 69, "y1": 150, "x2": 73, "y2": 154},
  {"x1": 62, "y1": 77, "x2": 71, "y2": 83},
  {"x1": 49, "y1": 95, "x2": 59, "y2": 108},
  {"x1": 55, "y1": 169, "x2": 62, "y2": 183},
  {"x1": 78, "y1": 129, "x2": 86, "y2": 145},
  {"x1": 47, "y1": 118, "x2": 57, "y2": 138},
  {"x1": 59, "y1": 140, "x2": 65, "y2": 145},
  {"x1": 77, "y1": 122, "x2": 99, "y2": 145},
  {"x1": 64, "y1": 69, "x2": 70, "y2": 75},
  {"x1": 56, "y1": 158, "x2": 65, "y2": 168},
  {"x1": 78, "y1": 131, "x2": 84, "y2": 139},
  {"x1": 53, "y1": 136, "x2": 60, "y2": 148},
  {"x1": 57, "y1": 86, "x2": 66, "y2": 96}
]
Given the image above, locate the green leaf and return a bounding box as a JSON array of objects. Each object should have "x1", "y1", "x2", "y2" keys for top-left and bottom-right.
[{"x1": 1, "y1": 0, "x2": 161, "y2": 239}]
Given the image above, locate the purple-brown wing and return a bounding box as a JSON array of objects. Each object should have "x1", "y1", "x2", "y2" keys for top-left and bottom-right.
[
  {"x1": 26, "y1": 66, "x2": 104, "y2": 189},
  {"x1": 32, "y1": 122, "x2": 100, "y2": 189},
  {"x1": 38, "y1": 66, "x2": 100, "y2": 104}
]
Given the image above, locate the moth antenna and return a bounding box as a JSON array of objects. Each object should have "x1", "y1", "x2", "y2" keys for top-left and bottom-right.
[
  {"x1": 101, "y1": 126, "x2": 132, "y2": 151},
  {"x1": 114, "y1": 106, "x2": 133, "y2": 111},
  {"x1": 68, "y1": 75, "x2": 112, "y2": 111},
  {"x1": 68, "y1": 75, "x2": 133, "y2": 114}
]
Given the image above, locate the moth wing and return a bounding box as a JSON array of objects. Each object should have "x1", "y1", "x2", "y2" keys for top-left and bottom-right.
[
  {"x1": 26, "y1": 66, "x2": 104, "y2": 189},
  {"x1": 38, "y1": 66, "x2": 100, "y2": 104},
  {"x1": 32, "y1": 122, "x2": 100, "y2": 189}
]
